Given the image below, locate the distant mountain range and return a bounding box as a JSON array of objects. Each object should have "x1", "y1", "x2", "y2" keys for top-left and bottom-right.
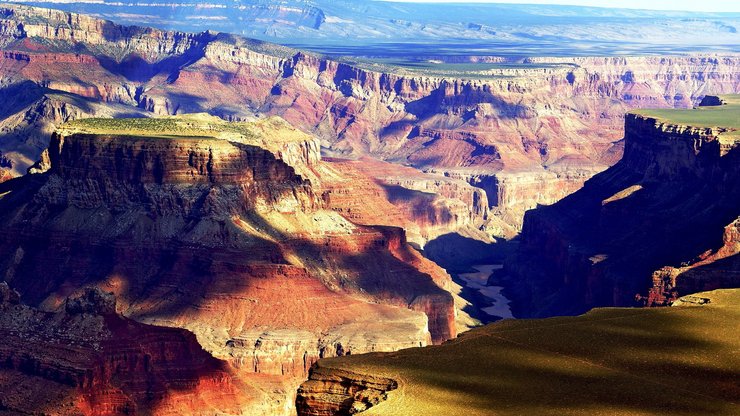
[{"x1": 4, "y1": 0, "x2": 740, "y2": 56}]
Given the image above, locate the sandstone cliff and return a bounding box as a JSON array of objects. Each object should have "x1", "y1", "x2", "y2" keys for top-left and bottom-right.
[
  {"x1": 320, "y1": 156, "x2": 490, "y2": 246},
  {"x1": 503, "y1": 96, "x2": 740, "y2": 317},
  {"x1": 0, "y1": 285, "x2": 253, "y2": 415}
]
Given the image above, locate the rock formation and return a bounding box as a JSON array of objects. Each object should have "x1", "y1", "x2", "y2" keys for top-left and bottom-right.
[
  {"x1": 0, "y1": 114, "x2": 462, "y2": 413},
  {"x1": 0, "y1": 284, "x2": 252, "y2": 415},
  {"x1": 296, "y1": 367, "x2": 398, "y2": 416},
  {"x1": 2, "y1": 4, "x2": 739, "y2": 240},
  {"x1": 503, "y1": 96, "x2": 740, "y2": 317},
  {"x1": 320, "y1": 156, "x2": 490, "y2": 246}
]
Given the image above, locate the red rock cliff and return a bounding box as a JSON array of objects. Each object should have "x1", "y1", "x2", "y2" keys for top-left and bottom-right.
[
  {"x1": 0, "y1": 116, "x2": 458, "y2": 394},
  {"x1": 2, "y1": 4, "x2": 739, "y2": 237},
  {"x1": 0, "y1": 285, "x2": 250, "y2": 415},
  {"x1": 505, "y1": 98, "x2": 740, "y2": 317}
]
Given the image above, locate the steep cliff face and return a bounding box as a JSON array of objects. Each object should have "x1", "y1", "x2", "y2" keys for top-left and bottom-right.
[
  {"x1": 505, "y1": 97, "x2": 740, "y2": 317},
  {"x1": 0, "y1": 150, "x2": 11, "y2": 182},
  {"x1": 320, "y1": 157, "x2": 490, "y2": 246},
  {"x1": 2, "y1": 4, "x2": 739, "y2": 237},
  {"x1": 0, "y1": 82, "x2": 150, "y2": 174},
  {"x1": 0, "y1": 115, "x2": 462, "y2": 414},
  {"x1": 0, "y1": 285, "x2": 251, "y2": 415},
  {"x1": 295, "y1": 365, "x2": 398, "y2": 416},
  {"x1": 0, "y1": 5, "x2": 212, "y2": 59}
]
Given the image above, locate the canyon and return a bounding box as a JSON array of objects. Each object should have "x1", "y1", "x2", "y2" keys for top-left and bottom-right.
[
  {"x1": 1, "y1": 4, "x2": 740, "y2": 252},
  {"x1": 0, "y1": 4, "x2": 738, "y2": 415},
  {"x1": 294, "y1": 98, "x2": 739, "y2": 415}
]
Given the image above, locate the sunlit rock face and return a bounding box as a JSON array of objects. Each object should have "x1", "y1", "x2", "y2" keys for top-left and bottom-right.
[
  {"x1": 0, "y1": 285, "x2": 253, "y2": 416},
  {"x1": 504, "y1": 99, "x2": 740, "y2": 318},
  {"x1": 319, "y1": 156, "x2": 490, "y2": 247},
  {"x1": 2, "y1": 4, "x2": 739, "y2": 238},
  {"x1": 0, "y1": 115, "x2": 463, "y2": 414}
]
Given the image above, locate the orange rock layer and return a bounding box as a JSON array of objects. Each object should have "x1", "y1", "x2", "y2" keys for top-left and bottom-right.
[{"x1": 0, "y1": 285, "x2": 251, "y2": 416}]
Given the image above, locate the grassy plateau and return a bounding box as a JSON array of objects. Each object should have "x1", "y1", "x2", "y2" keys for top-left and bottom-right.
[
  {"x1": 315, "y1": 289, "x2": 740, "y2": 416},
  {"x1": 633, "y1": 94, "x2": 740, "y2": 131}
]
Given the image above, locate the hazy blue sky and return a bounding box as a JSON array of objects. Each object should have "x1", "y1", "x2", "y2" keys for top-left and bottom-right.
[{"x1": 381, "y1": 0, "x2": 740, "y2": 13}]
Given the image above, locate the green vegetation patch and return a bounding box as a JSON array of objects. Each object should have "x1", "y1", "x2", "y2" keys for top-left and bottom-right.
[
  {"x1": 316, "y1": 289, "x2": 740, "y2": 416},
  {"x1": 632, "y1": 94, "x2": 740, "y2": 131},
  {"x1": 59, "y1": 114, "x2": 312, "y2": 143}
]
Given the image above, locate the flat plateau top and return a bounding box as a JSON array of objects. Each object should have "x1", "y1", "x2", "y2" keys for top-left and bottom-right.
[
  {"x1": 58, "y1": 114, "x2": 312, "y2": 145},
  {"x1": 317, "y1": 289, "x2": 740, "y2": 416},
  {"x1": 631, "y1": 95, "x2": 740, "y2": 131}
]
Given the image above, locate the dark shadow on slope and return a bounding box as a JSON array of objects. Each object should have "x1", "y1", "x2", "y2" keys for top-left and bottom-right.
[
  {"x1": 0, "y1": 297, "x2": 241, "y2": 414},
  {"x1": 337, "y1": 302, "x2": 740, "y2": 415},
  {"x1": 424, "y1": 232, "x2": 515, "y2": 272},
  {"x1": 405, "y1": 82, "x2": 530, "y2": 120},
  {"x1": 0, "y1": 81, "x2": 46, "y2": 119},
  {"x1": 503, "y1": 138, "x2": 740, "y2": 318},
  {"x1": 675, "y1": 253, "x2": 740, "y2": 296},
  {"x1": 149, "y1": 91, "x2": 209, "y2": 114},
  {"x1": 97, "y1": 48, "x2": 207, "y2": 83},
  {"x1": 0, "y1": 135, "x2": 457, "y2": 342}
]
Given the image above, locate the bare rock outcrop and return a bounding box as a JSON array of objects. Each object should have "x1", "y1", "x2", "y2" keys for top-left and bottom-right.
[
  {"x1": 295, "y1": 365, "x2": 398, "y2": 416},
  {"x1": 0, "y1": 289, "x2": 250, "y2": 415},
  {"x1": 320, "y1": 157, "x2": 489, "y2": 246},
  {"x1": 0, "y1": 116, "x2": 459, "y2": 416},
  {"x1": 504, "y1": 97, "x2": 740, "y2": 317}
]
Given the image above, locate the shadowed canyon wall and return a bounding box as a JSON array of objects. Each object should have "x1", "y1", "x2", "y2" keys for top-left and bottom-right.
[
  {"x1": 0, "y1": 115, "x2": 466, "y2": 414},
  {"x1": 503, "y1": 100, "x2": 740, "y2": 317}
]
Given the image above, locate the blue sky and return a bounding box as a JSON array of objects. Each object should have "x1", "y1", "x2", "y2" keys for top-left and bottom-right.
[{"x1": 380, "y1": 0, "x2": 740, "y2": 13}]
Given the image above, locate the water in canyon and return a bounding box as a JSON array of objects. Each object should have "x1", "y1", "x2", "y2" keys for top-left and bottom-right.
[{"x1": 456, "y1": 265, "x2": 514, "y2": 321}]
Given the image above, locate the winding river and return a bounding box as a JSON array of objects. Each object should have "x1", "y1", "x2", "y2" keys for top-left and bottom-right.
[{"x1": 457, "y1": 264, "x2": 515, "y2": 320}]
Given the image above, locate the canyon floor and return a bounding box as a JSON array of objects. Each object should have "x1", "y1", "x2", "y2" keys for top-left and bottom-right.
[{"x1": 298, "y1": 289, "x2": 740, "y2": 416}]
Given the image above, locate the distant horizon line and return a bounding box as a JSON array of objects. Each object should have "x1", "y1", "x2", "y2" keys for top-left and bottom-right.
[
  {"x1": 2, "y1": 0, "x2": 739, "y2": 13},
  {"x1": 374, "y1": 0, "x2": 740, "y2": 14}
]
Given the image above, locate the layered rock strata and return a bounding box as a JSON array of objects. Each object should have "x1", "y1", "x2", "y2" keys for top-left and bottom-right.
[
  {"x1": 504, "y1": 97, "x2": 740, "y2": 317},
  {"x1": 2, "y1": 4, "x2": 740, "y2": 236},
  {"x1": 0, "y1": 115, "x2": 460, "y2": 413},
  {"x1": 0, "y1": 285, "x2": 250, "y2": 415},
  {"x1": 320, "y1": 157, "x2": 490, "y2": 246},
  {"x1": 295, "y1": 366, "x2": 398, "y2": 416}
]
